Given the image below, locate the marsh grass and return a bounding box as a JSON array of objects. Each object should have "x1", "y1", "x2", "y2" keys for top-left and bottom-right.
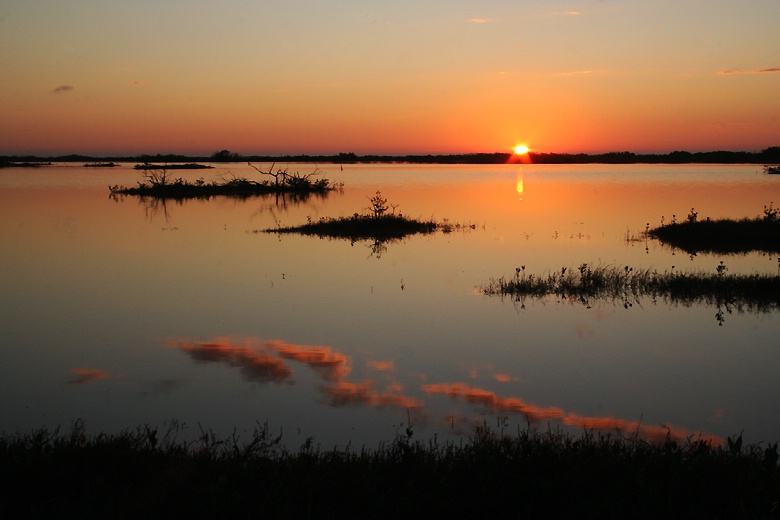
[
  {"x1": 1, "y1": 420, "x2": 777, "y2": 518},
  {"x1": 647, "y1": 205, "x2": 780, "y2": 254},
  {"x1": 109, "y1": 163, "x2": 338, "y2": 200},
  {"x1": 484, "y1": 263, "x2": 780, "y2": 321},
  {"x1": 132, "y1": 162, "x2": 214, "y2": 170},
  {"x1": 262, "y1": 191, "x2": 467, "y2": 242}
]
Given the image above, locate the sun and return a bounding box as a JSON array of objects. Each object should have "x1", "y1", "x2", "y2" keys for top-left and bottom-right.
[{"x1": 513, "y1": 145, "x2": 529, "y2": 155}]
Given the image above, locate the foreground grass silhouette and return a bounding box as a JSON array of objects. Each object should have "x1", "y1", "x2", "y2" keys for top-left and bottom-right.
[{"x1": 2, "y1": 421, "x2": 778, "y2": 518}]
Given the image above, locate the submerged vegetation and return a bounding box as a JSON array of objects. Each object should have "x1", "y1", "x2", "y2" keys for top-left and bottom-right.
[
  {"x1": 646, "y1": 205, "x2": 780, "y2": 254},
  {"x1": 1, "y1": 420, "x2": 777, "y2": 518},
  {"x1": 262, "y1": 190, "x2": 467, "y2": 242},
  {"x1": 109, "y1": 162, "x2": 338, "y2": 200},
  {"x1": 484, "y1": 262, "x2": 780, "y2": 324}
]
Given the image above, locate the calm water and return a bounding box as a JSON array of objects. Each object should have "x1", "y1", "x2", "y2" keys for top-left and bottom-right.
[{"x1": 1, "y1": 162, "x2": 778, "y2": 448}]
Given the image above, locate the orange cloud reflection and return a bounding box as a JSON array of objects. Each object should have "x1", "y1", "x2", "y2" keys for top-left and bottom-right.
[
  {"x1": 322, "y1": 381, "x2": 422, "y2": 409},
  {"x1": 168, "y1": 337, "x2": 420, "y2": 412},
  {"x1": 170, "y1": 339, "x2": 293, "y2": 383},
  {"x1": 269, "y1": 340, "x2": 351, "y2": 381},
  {"x1": 423, "y1": 382, "x2": 721, "y2": 444},
  {"x1": 168, "y1": 337, "x2": 721, "y2": 444},
  {"x1": 423, "y1": 382, "x2": 565, "y2": 422},
  {"x1": 67, "y1": 368, "x2": 109, "y2": 385}
]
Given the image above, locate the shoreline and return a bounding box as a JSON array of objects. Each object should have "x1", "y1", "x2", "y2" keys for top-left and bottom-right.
[{"x1": 3, "y1": 147, "x2": 780, "y2": 166}]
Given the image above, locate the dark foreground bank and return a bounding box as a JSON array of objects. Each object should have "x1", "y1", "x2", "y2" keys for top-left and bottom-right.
[{"x1": 1, "y1": 421, "x2": 778, "y2": 519}]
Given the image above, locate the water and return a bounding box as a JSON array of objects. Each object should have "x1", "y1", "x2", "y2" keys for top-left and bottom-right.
[{"x1": 1, "y1": 162, "x2": 778, "y2": 448}]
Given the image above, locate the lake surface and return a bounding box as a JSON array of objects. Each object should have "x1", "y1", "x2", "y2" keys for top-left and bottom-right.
[{"x1": 1, "y1": 162, "x2": 778, "y2": 449}]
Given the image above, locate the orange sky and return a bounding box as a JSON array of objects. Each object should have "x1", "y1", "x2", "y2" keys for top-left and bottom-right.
[{"x1": 1, "y1": 1, "x2": 779, "y2": 156}]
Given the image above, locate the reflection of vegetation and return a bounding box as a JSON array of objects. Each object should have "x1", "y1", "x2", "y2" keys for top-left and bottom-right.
[
  {"x1": 133, "y1": 162, "x2": 214, "y2": 170},
  {"x1": 0, "y1": 161, "x2": 51, "y2": 168},
  {"x1": 2, "y1": 421, "x2": 777, "y2": 518},
  {"x1": 109, "y1": 163, "x2": 339, "y2": 200},
  {"x1": 262, "y1": 191, "x2": 465, "y2": 246},
  {"x1": 647, "y1": 205, "x2": 780, "y2": 254},
  {"x1": 83, "y1": 162, "x2": 119, "y2": 167},
  {"x1": 484, "y1": 263, "x2": 780, "y2": 324}
]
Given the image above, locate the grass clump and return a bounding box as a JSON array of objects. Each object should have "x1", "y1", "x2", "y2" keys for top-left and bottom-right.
[
  {"x1": 109, "y1": 162, "x2": 338, "y2": 200},
  {"x1": 484, "y1": 263, "x2": 780, "y2": 323},
  {"x1": 263, "y1": 190, "x2": 462, "y2": 242},
  {"x1": 1, "y1": 420, "x2": 778, "y2": 518},
  {"x1": 647, "y1": 205, "x2": 780, "y2": 254}
]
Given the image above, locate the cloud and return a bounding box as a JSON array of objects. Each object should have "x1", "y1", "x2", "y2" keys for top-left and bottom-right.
[
  {"x1": 269, "y1": 340, "x2": 351, "y2": 381},
  {"x1": 322, "y1": 380, "x2": 423, "y2": 409},
  {"x1": 66, "y1": 368, "x2": 109, "y2": 384},
  {"x1": 719, "y1": 67, "x2": 780, "y2": 75},
  {"x1": 555, "y1": 70, "x2": 595, "y2": 77},
  {"x1": 468, "y1": 18, "x2": 489, "y2": 23},
  {"x1": 367, "y1": 359, "x2": 395, "y2": 371},
  {"x1": 168, "y1": 337, "x2": 420, "y2": 411},
  {"x1": 168, "y1": 337, "x2": 721, "y2": 444},
  {"x1": 130, "y1": 80, "x2": 150, "y2": 86},
  {"x1": 169, "y1": 339, "x2": 293, "y2": 384},
  {"x1": 422, "y1": 381, "x2": 722, "y2": 444},
  {"x1": 50, "y1": 85, "x2": 74, "y2": 94}
]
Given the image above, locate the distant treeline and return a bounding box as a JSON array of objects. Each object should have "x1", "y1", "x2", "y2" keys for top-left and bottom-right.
[{"x1": 3, "y1": 146, "x2": 779, "y2": 165}]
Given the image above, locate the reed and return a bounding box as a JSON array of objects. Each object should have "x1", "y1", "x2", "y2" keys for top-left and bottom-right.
[
  {"x1": 262, "y1": 191, "x2": 465, "y2": 241},
  {"x1": 109, "y1": 163, "x2": 339, "y2": 199},
  {"x1": 1, "y1": 420, "x2": 777, "y2": 518},
  {"x1": 483, "y1": 263, "x2": 780, "y2": 316},
  {"x1": 646, "y1": 205, "x2": 780, "y2": 254}
]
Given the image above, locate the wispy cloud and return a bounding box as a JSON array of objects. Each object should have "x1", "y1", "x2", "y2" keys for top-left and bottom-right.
[
  {"x1": 367, "y1": 359, "x2": 395, "y2": 372},
  {"x1": 66, "y1": 368, "x2": 109, "y2": 384},
  {"x1": 719, "y1": 67, "x2": 780, "y2": 75},
  {"x1": 168, "y1": 337, "x2": 420, "y2": 411},
  {"x1": 555, "y1": 70, "x2": 595, "y2": 77},
  {"x1": 130, "y1": 80, "x2": 150, "y2": 86},
  {"x1": 423, "y1": 381, "x2": 722, "y2": 444},
  {"x1": 468, "y1": 18, "x2": 489, "y2": 23},
  {"x1": 50, "y1": 85, "x2": 73, "y2": 94}
]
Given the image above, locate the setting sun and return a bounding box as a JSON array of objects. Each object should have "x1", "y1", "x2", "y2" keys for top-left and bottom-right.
[{"x1": 514, "y1": 145, "x2": 529, "y2": 155}]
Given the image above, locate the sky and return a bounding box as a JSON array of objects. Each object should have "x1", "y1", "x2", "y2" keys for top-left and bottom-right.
[{"x1": 1, "y1": 1, "x2": 779, "y2": 156}]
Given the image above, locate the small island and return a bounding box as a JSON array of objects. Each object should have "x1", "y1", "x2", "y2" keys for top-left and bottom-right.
[
  {"x1": 84, "y1": 162, "x2": 120, "y2": 167},
  {"x1": 132, "y1": 162, "x2": 214, "y2": 170},
  {"x1": 109, "y1": 163, "x2": 338, "y2": 199},
  {"x1": 261, "y1": 191, "x2": 462, "y2": 241},
  {"x1": 646, "y1": 205, "x2": 780, "y2": 254}
]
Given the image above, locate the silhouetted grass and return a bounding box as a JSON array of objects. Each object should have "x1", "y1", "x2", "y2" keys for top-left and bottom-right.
[
  {"x1": 132, "y1": 162, "x2": 214, "y2": 170},
  {"x1": 1, "y1": 420, "x2": 777, "y2": 519},
  {"x1": 484, "y1": 263, "x2": 780, "y2": 317},
  {"x1": 264, "y1": 213, "x2": 444, "y2": 241},
  {"x1": 110, "y1": 163, "x2": 338, "y2": 200},
  {"x1": 83, "y1": 162, "x2": 120, "y2": 167},
  {"x1": 647, "y1": 205, "x2": 780, "y2": 254},
  {"x1": 262, "y1": 191, "x2": 465, "y2": 241}
]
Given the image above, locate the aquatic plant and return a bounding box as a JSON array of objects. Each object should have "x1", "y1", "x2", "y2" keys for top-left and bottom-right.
[
  {"x1": 483, "y1": 262, "x2": 780, "y2": 322},
  {"x1": 261, "y1": 191, "x2": 464, "y2": 243},
  {"x1": 109, "y1": 163, "x2": 339, "y2": 199},
  {"x1": 647, "y1": 206, "x2": 780, "y2": 254},
  {"x1": 1, "y1": 420, "x2": 777, "y2": 518}
]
